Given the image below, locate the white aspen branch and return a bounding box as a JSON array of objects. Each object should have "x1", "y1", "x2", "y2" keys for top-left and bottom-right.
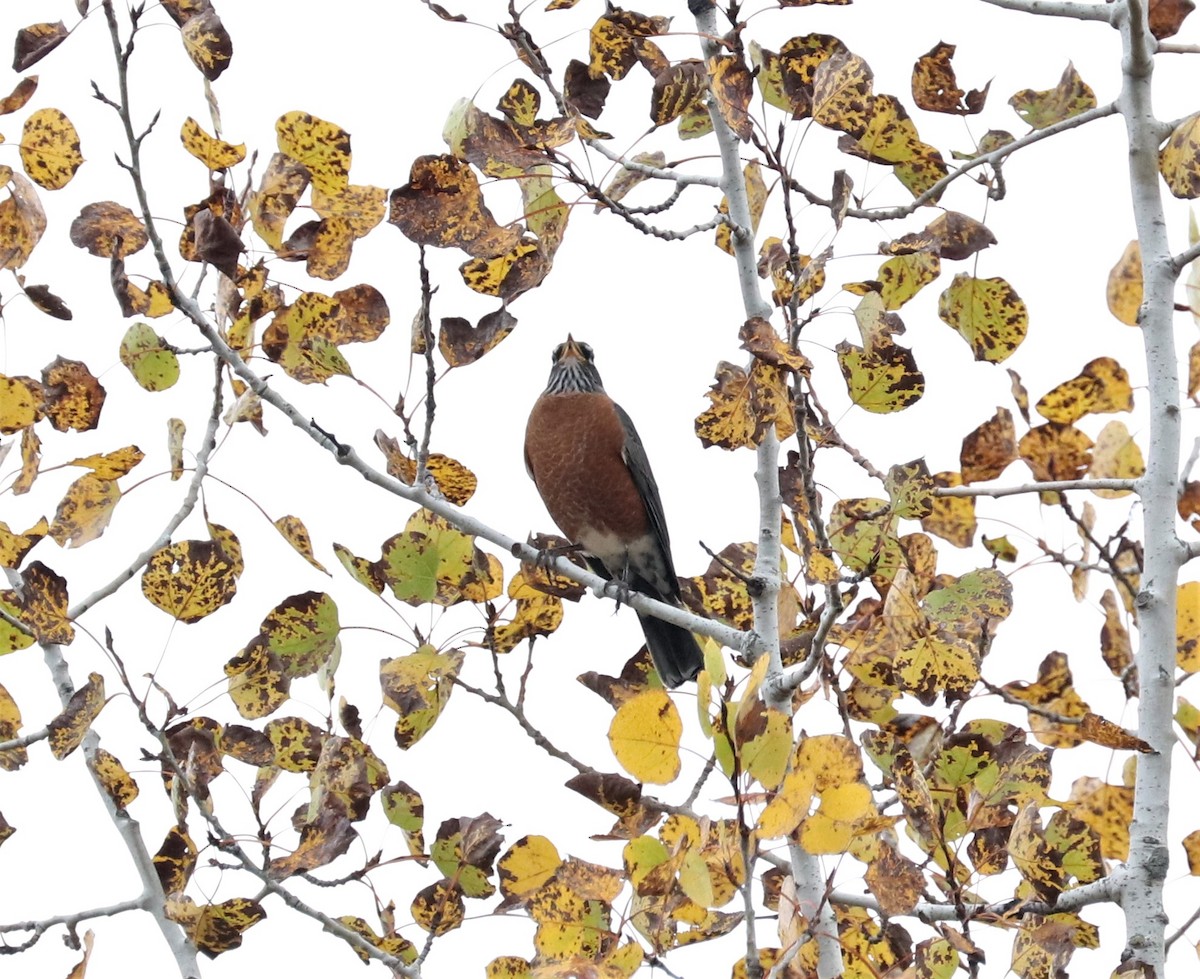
[
  {"x1": 935, "y1": 477, "x2": 1139, "y2": 498},
  {"x1": 977, "y1": 0, "x2": 1113, "y2": 18},
  {"x1": 585, "y1": 138, "x2": 721, "y2": 187},
  {"x1": 833, "y1": 102, "x2": 1119, "y2": 221},
  {"x1": 31, "y1": 634, "x2": 201, "y2": 976},
  {"x1": 689, "y1": 4, "x2": 840, "y2": 977},
  {"x1": 1113, "y1": 0, "x2": 1186, "y2": 972},
  {"x1": 0, "y1": 725, "x2": 48, "y2": 752},
  {"x1": 830, "y1": 875, "x2": 1118, "y2": 918},
  {"x1": 0, "y1": 896, "x2": 145, "y2": 942},
  {"x1": 1172, "y1": 237, "x2": 1200, "y2": 271}
]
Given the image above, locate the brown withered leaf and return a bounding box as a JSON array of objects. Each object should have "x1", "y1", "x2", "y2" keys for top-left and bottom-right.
[
  {"x1": 14, "y1": 23, "x2": 67, "y2": 72},
  {"x1": 739, "y1": 317, "x2": 812, "y2": 372},
  {"x1": 912, "y1": 41, "x2": 989, "y2": 115},
  {"x1": 565, "y1": 770, "x2": 664, "y2": 839},
  {"x1": 192, "y1": 208, "x2": 243, "y2": 278},
  {"x1": 1150, "y1": 0, "x2": 1195, "y2": 38},
  {"x1": 18, "y1": 560, "x2": 73, "y2": 644},
  {"x1": 960, "y1": 407, "x2": 1016, "y2": 483},
  {"x1": 0, "y1": 173, "x2": 47, "y2": 269},
  {"x1": 1019, "y1": 423, "x2": 1093, "y2": 486},
  {"x1": 153, "y1": 824, "x2": 197, "y2": 895},
  {"x1": 882, "y1": 211, "x2": 995, "y2": 261},
  {"x1": 588, "y1": 7, "x2": 671, "y2": 82},
  {"x1": 389, "y1": 154, "x2": 521, "y2": 258},
  {"x1": 70, "y1": 201, "x2": 147, "y2": 257},
  {"x1": 708, "y1": 54, "x2": 753, "y2": 140},
  {"x1": 179, "y1": 8, "x2": 233, "y2": 81},
  {"x1": 23, "y1": 283, "x2": 71, "y2": 319},
  {"x1": 180, "y1": 188, "x2": 243, "y2": 262},
  {"x1": 459, "y1": 239, "x2": 551, "y2": 302},
  {"x1": 374, "y1": 432, "x2": 479, "y2": 506},
  {"x1": 0, "y1": 77, "x2": 37, "y2": 115},
  {"x1": 1008, "y1": 367, "x2": 1032, "y2": 424},
  {"x1": 165, "y1": 896, "x2": 266, "y2": 957},
  {"x1": 439, "y1": 307, "x2": 517, "y2": 366},
  {"x1": 865, "y1": 839, "x2": 925, "y2": 915},
  {"x1": 564, "y1": 58, "x2": 610, "y2": 118},
  {"x1": 48, "y1": 672, "x2": 105, "y2": 759},
  {"x1": 650, "y1": 60, "x2": 707, "y2": 127},
  {"x1": 1078, "y1": 712, "x2": 1151, "y2": 752},
  {"x1": 695, "y1": 359, "x2": 796, "y2": 449},
  {"x1": 42, "y1": 357, "x2": 105, "y2": 432}
]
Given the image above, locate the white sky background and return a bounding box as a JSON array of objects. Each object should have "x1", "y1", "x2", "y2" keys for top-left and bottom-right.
[{"x1": 1, "y1": 0, "x2": 1199, "y2": 976}]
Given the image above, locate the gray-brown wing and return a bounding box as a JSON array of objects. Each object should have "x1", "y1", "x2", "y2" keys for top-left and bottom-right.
[{"x1": 613, "y1": 401, "x2": 680, "y2": 598}]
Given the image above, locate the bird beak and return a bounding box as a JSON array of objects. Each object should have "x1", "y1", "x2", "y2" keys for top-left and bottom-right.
[{"x1": 558, "y1": 335, "x2": 586, "y2": 362}]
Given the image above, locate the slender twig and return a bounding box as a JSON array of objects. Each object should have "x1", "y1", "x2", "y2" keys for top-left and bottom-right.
[
  {"x1": 935, "y1": 477, "x2": 1138, "y2": 498},
  {"x1": 67, "y1": 359, "x2": 223, "y2": 620}
]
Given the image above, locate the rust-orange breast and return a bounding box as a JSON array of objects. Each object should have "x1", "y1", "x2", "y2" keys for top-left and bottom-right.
[{"x1": 524, "y1": 390, "x2": 650, "y2": 545}]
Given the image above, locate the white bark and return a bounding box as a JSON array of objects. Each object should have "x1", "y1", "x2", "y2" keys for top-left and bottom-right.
[{"x1": 1113, "y1": 0, "x2": 1184, "y2": 969}]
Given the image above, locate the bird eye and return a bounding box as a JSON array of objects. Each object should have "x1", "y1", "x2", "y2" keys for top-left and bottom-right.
[
  {"x1": 579, "y1": 342, "x2": 594, "y2": 360},
  {"x1": 551, "y1": 343, "x2": 566, "y2": 362}
]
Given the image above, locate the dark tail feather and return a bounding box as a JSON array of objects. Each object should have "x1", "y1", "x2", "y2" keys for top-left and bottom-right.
[{"x1": 637, "y1": 612, "x2": 703, "y2": 688}]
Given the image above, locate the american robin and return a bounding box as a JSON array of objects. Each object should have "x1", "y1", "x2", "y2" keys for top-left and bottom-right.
[{"x1": 524, "y1": 336, "x2": 704, "y2": 687}]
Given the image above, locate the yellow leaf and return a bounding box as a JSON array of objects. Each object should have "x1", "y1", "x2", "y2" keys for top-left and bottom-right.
[
  {"x1": 120, "y1": 323, "x2": 180, "y2": 392},
  {"x1": 1088, "y1": 421, "x2": 1144, "y2": 496},
  {"x1": 19, "y1": 107, "x2": 82, "y2": 190},
  {"x1": 380, "y1": 646, "x2": 464, "y2": 748},
  {"x1": 0, "y1": 375, "x2": 43, "y2": 433},
  {"x1": 0, "y1": 173, "x2": 46, "y2": 269},
  {"x1": 89, "y1": 747, "x2": 139, "y2": 810},
  {"x1": 179, "y1": 117, "x2": 245, "y2": 170},
  {"x1": 1160, "y1": 112, "x2": 1200, "y2": 198},
  {"x1": 275, "y1": 110, "x2": 351, "y2": 195},
  {"x1": 811, "y1": 52, "x2": 874, "y2": 135},
  {"x1": 1106, "y1": 239, "x2": 1142, "y2": 324},
  {"x1": 411, "y1": 879, "x2": 465, "y2": 936},
  {"x1": 938, "y1": 273, "x2": 1028, "y2": 362},
  {"x1": 1178, "y1": 581, "x2": 1200, "y2": 672},
  {"x1": 498, "y1": 835, "x2": 562, "y2": 900},
  {"x1": 68, "y1": 445, "x2": 144, "y2": 480},
  {"x1": 608, "y1": 688, "x2": 682, "y2": 784},
  {"x1": 141, "y1": 539, "x2": 238, "y2": 622},
  {"x1": 336, "y1": 916, "x2": 417, "y2": 965},
  {"x1": 50, "y1": 473, "x2": 120, "y2": 547},
  {"x1": 273, "y1": 515, "x2": 328, "y2": 573},
  {"x1": 716, "y1": 161, "x2": 767, "y2": 255},
  {"x1": 1008, "y1": 62, "x2": 1096, "y2": 129},
  {"x1": 1184, "y1": 828, "x2": 1200, "y2": 874}
]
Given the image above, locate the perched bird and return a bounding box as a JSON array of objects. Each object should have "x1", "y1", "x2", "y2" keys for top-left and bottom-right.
[{"x1": 524, "y1": 336, "x2": 704, "y2": 687}]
